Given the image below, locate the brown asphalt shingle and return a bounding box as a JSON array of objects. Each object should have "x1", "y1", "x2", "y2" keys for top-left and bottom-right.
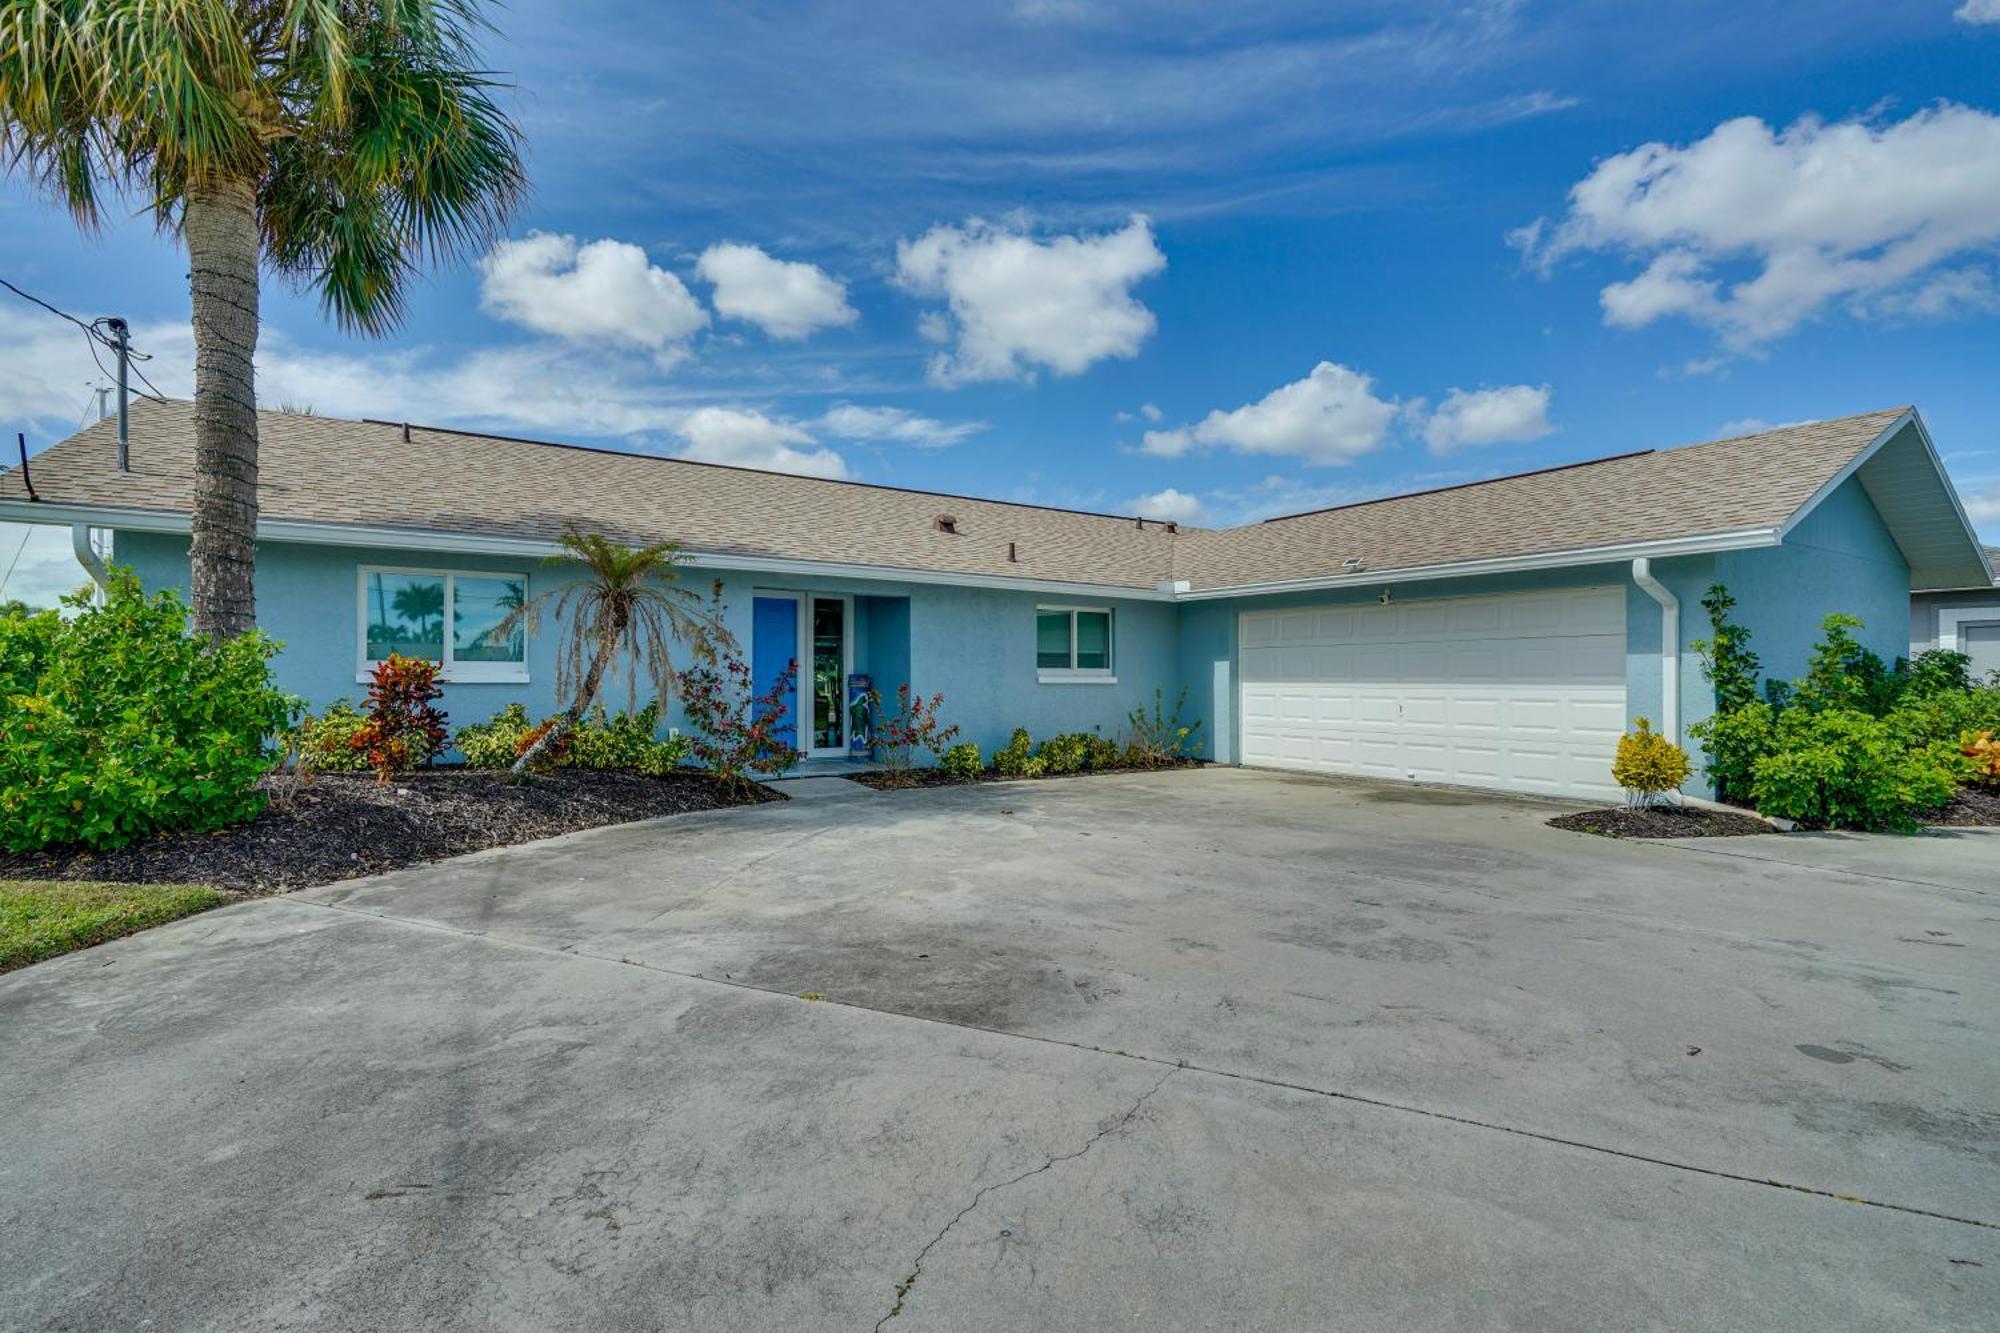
[{"x1": 0, "y1": 400, "x2": 1914, "y2": 593}]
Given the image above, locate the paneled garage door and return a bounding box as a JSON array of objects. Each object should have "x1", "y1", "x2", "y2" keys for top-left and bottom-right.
[{"x1": 1238, "y1": 585, "x2": 1627, "y2": 800}]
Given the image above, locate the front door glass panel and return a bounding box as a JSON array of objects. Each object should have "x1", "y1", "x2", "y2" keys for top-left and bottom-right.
[{"x1": 812, "y1": 598, "x2": 845, "y2": 751}]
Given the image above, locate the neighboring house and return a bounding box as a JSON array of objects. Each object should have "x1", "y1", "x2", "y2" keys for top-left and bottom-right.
[
  {"x1": 1910, "y1": 545, "x2": 2000, "y2": 681},
  {"x1": 2, "y1": 402, "x2": 1990, "y2": 802}
]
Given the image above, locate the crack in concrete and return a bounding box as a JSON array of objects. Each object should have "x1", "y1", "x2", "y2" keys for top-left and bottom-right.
[
  {"x1": 871, "y1": 1064, "x2": 1180, "y2": 1331},
  {"x1": 273, "y1": 896, "x2": 2000, "y2": 1234}
]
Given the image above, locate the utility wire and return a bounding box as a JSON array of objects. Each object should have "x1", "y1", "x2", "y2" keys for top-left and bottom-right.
[
  {"x1": 0, "y1": 524, "x2": 34, "y2": 601},
  {"x1": 0, "y1": 275, "x2": 108, "y2": 343},
  {"x1": 1, "y1": 274, "x2": 176, "y2": 402}
]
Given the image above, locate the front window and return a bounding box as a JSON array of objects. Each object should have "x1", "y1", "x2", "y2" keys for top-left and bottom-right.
[
  {"x1": 1037, "y1": 606, "x2": 1114, "y2": 681},
  {"x1": 359, "y1": 568, "x2": 527, "y2": 683}
]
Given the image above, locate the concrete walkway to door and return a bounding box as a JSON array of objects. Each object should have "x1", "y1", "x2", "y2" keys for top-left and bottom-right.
[{"x1": 1, "y1": 768, "x2": 1994, "y2": 1330}]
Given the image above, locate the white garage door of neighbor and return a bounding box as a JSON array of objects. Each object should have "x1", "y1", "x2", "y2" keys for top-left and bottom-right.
[{"x1": 1237, "y1": 585, "x2": 1628, "y2": 800}]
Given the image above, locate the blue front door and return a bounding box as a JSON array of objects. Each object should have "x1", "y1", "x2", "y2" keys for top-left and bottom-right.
[{"x1": 751, "y1": 595, "x2": 799, "y2": 750}]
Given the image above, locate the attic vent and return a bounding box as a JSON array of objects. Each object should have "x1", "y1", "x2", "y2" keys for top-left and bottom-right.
[{"x1": 934, "y1": 513, "x2": 960, "y2": 535}]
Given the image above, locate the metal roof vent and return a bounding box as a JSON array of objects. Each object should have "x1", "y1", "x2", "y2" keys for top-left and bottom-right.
[
  {"x1": 1342, "y1": 556, "x2": 1366, "y2": 571},
  {"x1": 934, "y1": 513, "x2": 960, "y2": 534}
]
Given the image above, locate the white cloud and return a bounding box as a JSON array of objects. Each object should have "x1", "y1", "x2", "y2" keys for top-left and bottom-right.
[
  {"x1": 694, "y1": 242, "x2": 857, "y2": 339},
  {"x1": 1713, "y1": 417, "x2": 1814, "y2": 440},
  {"x1": 1139, "y1": 402, "x2": 1164, "y2": 423},
  {"x1": 1140, "y1": 362, "x2": 1398, "y2": 466},
  {"x1": 896, "y1": 214, "x2": 1166, "y2": 385},
  {"x1": 816, "y1": 402, "x2": 984, "y2": 448},
  {"x1": 1127, "y1": 487, "x2": 1206, "y2": 524},
  {"x1": 1513, "y1": 104, "x2": 2000, "y2": 349},
  {"x1": 1419, "y1": 384, "x2": 1554, "y2": 454},
  {"x1": 1961, "y1": 481, "x2": 2000, "y2": 540},
  {"x1": 0, "y1": 522, "x2": 91, "y2": 608},
  {"x1": 672, "y1": 406, "x2": 849, "y2": 479},
  {"x1": 479, "y1": 232, "x2": 709, "y2": 364},
  {"x1": 1957, "y1": 0, "x2": 2000, "y2": 23}
]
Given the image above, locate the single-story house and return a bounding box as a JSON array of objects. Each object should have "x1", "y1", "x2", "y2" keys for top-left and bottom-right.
[
  {"x1": 1910, "y1": 544, "x2": 2000, "y2": 681},
  {"x1": 2, "y1": 401, "x2": 1990, "y2": 802}
]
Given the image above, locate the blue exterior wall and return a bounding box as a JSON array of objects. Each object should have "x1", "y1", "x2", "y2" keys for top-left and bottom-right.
[
  {"x1": 1713, "y1": 476, "x2": 1911, "y2": 688},
  {"x1": 115, "y1": 531, "x2": 1177, "y2": 760},
  {"x1": 112, "y1": 472, "x2": 1909, "y2": 778}
]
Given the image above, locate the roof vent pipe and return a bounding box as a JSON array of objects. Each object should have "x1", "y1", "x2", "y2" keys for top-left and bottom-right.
[{"x1": 1631, "y1": 558, "x2": 1678, "y2": 747}]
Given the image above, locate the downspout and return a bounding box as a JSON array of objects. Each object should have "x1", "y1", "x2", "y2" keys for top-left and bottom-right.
[
  {"x1": 1630, "y1": 558, "x2": 1677, "y2": 746},
  {"x1": 72, "y1": 523, "x2": 109, "y2": 590}
]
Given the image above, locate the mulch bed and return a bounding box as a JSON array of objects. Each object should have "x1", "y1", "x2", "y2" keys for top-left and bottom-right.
[
  {"x1": 849, "y1": 760, "x2": 1199, "y2": 791},
  {"x1": 0, "y1": 768, "x2": 782, "y2": 894},
  {"x1": 1547, "y1": 805, "x2": 1775, "y2": 839},
  {"x1": 1924, "y1": 785, "x2": 2000, "y2": 827}
]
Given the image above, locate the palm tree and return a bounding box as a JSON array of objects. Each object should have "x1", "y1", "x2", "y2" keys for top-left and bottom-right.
[
  {"x1": 501, "y1": 532, "x2": 724, "y2": 776},
  {"x1": 0, "y1": 0, "x2": 525, "y2": 641}
]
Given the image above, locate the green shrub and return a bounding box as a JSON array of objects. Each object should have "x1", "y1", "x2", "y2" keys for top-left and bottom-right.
[
  {"x1": 1691, "y1": 584, "x2": 1763, "y2": 716},
  {"x1": 295, "y1": 701, "x2": 370, "y2": 773},
  {"x1": 455, "y1": 703, "x2": 533, "y2": 768},
  {"x1": 1082, "y1": 733, "x2": 1121, "y2": 770},
  {"x1": 939, "y1": 741, "x2": 982, "y2": 776},
  {"x1": 455, "y1": 701, "x2": 690, "y2": 775},
  {"x1": 1124, "y1": 687, "x2": 1203, "y2": 767},
  {"x1": 1688, "y1": 701, "x2": 1776, "y2": 806},
  {"x1": 1612, "y1": 717, "x2": 1691, "y2": 806},
  {"x1": 1038, "y1": 732, "x2": 1091, "y2": 775},
  {"x1": 0, "y1": 573, "x2": 296, "y2": 852},
  {"x1": 1791, "y1": 614, "x2": 1894, "y2": 715},
  {"x1": 1900, "y1": 649, "x2": 1975, "y2": 699},
  {"x1": 1750, "y1": 708, "x2": 1958, "y2": 831},
  {"x1": 993, "y1": 727, "x2": 1036, "y2": 776}
]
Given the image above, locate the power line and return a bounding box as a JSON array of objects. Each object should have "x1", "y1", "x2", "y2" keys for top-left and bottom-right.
[
  {"x1": 0, "y1": 524, "x2": 35, "y2": 600},
  {"x1": 0, "y1": 276, "x2": 109, "y2": 345},
  {"x1": 1, "y1": 274, "x2": 176, "y2": 403}
]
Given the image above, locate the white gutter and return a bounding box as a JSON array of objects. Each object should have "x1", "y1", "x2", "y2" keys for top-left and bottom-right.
[
  {"x1": 1174, "y1": 527, "x2": 1782, "y2": 602},
  {"x1": 1630, "y1": 557, "x2": 1678, "y2": 746},
  {"x1": 70, "y1": 523, "x2": 108, "y2": 589}
]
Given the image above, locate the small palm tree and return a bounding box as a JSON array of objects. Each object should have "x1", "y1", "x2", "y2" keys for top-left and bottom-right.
[
  {"x1": 0, "y1": 0, "x2": 525, "y2": 641},
  {"x1": 502, "y1": 532, "x2": 724, "y2": 776}
]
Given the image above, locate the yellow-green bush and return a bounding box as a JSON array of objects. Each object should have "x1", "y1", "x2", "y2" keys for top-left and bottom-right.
[{"x1": 1612, "y1": 717, "x2": 1691, "y2": 806}]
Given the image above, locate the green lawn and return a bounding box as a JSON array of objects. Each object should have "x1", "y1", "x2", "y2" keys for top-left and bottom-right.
[{"x1": 0, "y1": 880, "x2": 230, "y2": 974}]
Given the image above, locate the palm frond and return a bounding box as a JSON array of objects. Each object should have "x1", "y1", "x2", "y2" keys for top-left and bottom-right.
[{"x1": 0, "y1": 0, "x2": 524, "y2": 324}]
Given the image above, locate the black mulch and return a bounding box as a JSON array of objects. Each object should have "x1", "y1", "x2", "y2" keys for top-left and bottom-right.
[
  {"x1": 1924, "y1": 785, "x2": 2000, "y2": 827},
  {"x1": 0, "y1": 769, "x2": 782, "y2": 894},
  {"x1": 1547, "y1": 804, "x2": 1775, "y2": 839},
  {"x1": 849, "y1": 759, "x2": 1199, "y2": 791}
]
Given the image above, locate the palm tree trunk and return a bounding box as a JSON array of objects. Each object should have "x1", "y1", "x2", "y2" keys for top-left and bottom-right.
[
  {"x1": 184, "y1": 178, "x2": 262, "y2": 642},
  {"x1": 510, "y1": 625, "x2": 620, "y2": 777}
]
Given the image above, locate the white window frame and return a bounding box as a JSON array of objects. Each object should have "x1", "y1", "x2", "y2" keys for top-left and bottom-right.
[
  {"x1": 355, "y1": 564, "x2": 530, "y2": 685},
  {"x1": 1036, "y1": 604, "x2": 1117, "y2": 684}
]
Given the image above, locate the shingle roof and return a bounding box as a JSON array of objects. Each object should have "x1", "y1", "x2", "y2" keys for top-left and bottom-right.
[
  {"x1": 2, "y1": 400, "x2": 1180, "y2": 590},
  {"x1": 1172, "y1": 408, "x2": 1913, "y2": 589},
  {"x1": 0, "y1": 400, "x2": 1922, "y2": 593}
]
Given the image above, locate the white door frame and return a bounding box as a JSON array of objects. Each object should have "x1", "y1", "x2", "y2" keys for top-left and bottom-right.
[{"x1": 770, "y1": 590, "x2": 853, "y2": 758}]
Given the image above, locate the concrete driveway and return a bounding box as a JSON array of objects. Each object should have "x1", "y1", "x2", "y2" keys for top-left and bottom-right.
[{"x1": 2, "y1": 768, "x2": 1994, "y2": 1331}]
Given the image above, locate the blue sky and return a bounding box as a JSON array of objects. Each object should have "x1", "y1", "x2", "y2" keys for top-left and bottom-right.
[{"x1": 4, "y1": 0, "x2": 2000, "y2": 604}]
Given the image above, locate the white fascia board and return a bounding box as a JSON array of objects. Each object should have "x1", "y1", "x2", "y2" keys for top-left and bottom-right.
[
  {"x1": 1774, "y1": 409, "x2": 1994, "y2": 588},
  {"x1": 1174, "y1": 527, "x2": 1782, "y2": 602},
  {"x1": 0, "y1": 502, "x2": 1177, "y2": 602},
  {"x1": 1773, "y1": 409, "x2": 1917, "y2": 543}
]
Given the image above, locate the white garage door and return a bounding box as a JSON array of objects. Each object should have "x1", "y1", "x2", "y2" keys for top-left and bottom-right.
[{"x1": 1238, "y1": 585, "x2": 1627, "y2": 800}]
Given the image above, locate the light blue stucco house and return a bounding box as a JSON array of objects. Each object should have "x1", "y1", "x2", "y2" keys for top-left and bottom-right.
[{"x1": 3, "y1": 402, "x2": 1990, "y2": 801}]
